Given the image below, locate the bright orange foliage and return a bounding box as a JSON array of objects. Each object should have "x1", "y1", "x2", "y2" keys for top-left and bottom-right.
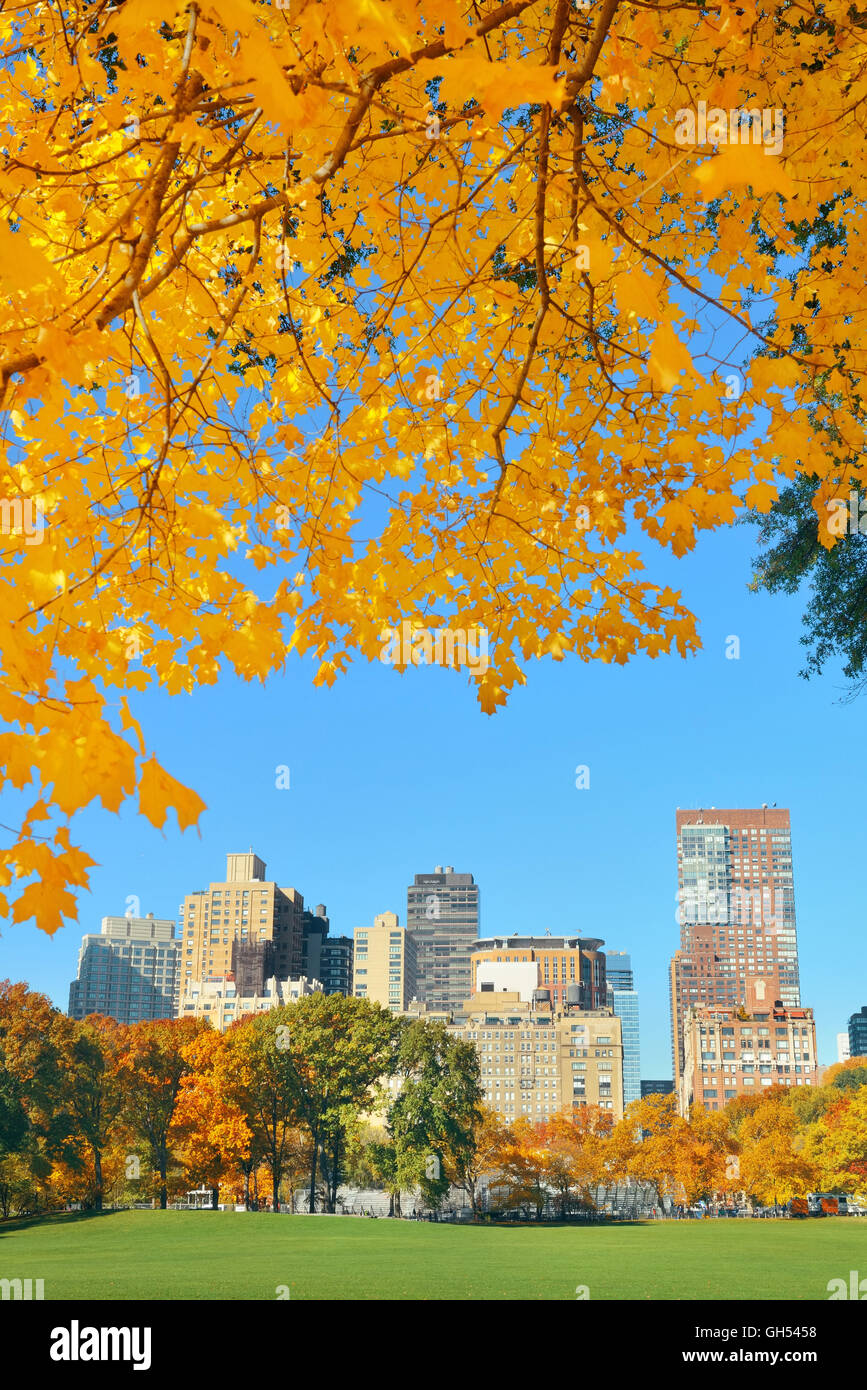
[{"x1": 1, "y1": 1, "x2": 864, "y2": 929}]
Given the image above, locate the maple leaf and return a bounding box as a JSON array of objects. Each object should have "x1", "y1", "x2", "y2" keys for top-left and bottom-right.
[{"x1": 138, "y1": 757, "x2": 207, "y2": 833}]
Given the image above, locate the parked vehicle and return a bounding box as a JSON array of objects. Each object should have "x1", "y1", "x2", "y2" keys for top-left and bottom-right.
[{"x1": 808, "y1": 1192, "x2": 848, "y2": 1216}]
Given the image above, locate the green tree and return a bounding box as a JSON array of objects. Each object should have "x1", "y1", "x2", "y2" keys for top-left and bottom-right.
[
  {"x1": 234, "y1": 994, "x2": 397, "y2": 1212},
  {"x1": 747, "y1": 471, "x2": 867, "y2": 700},
  {"x1": 389, "y1": 1020, "x2": 483, "y2": 1211},
  {"x1": 49, "y1": 1014, "x2": 128, "y2": 1211}
]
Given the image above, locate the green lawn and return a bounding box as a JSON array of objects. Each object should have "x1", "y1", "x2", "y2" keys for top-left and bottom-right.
[{"x1": 1, "y1": 1211, "x2": 864, "y2": 1300}]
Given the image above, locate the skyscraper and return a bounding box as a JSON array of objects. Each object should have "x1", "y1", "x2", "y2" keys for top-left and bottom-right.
[
  {"x1": 68, "y1": 915, "x2": 180, "y2": 1023},
  {"x1": 179, "y1": 851, "x2": 306, "y2": 999},
  {"x1": 406, "y1": 866, "x2": 479, "y2": 1012},
  {"x1": 670, "y1": 806, "x2": 800, "y2": 1083},
  {"x1": 605, "y1": 950, "x2": 641, "y2": 1108}
]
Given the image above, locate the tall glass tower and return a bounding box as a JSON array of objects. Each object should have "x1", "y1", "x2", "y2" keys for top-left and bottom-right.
[
  {"x1": 605, "y1": 951, "x2": 641, "y2": 1108},
  {"x1": 406, "y1": 866, "x2": 479, "y2": 1012}
]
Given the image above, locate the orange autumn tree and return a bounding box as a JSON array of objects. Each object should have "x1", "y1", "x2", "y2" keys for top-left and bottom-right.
[
  {"x1": 170, "y1": 1026, "x2": 258, "y2": 1207},
  {"x1": 2, "y1": 0, "x2": 866, "y2": 931},
  {"x1": 116, "y1": 1015, "x2": 208, "y2": 1209},
  {"x1": 539, "y1": 1104, "x2": 613, "y2": 1213}
]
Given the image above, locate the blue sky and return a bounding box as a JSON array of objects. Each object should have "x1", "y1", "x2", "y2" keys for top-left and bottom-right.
[{"x1": 2, "y1": 509, "x2": 863, "y2": 1079}]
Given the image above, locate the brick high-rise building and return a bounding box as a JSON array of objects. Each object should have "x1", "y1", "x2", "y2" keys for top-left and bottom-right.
[
  {"x1": 406, "y1": 866, "x2": 479, "y2": 1012},
  {"x1": 670, "y1": 806, "x2": 800, "y2": 1085},
  {"x1": 179, "y1": 851, "x2": 306, "y2": 1000}
]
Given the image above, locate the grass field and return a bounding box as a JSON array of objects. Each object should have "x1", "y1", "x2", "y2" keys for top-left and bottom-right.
[{"x1": 2, "y1": 1211, "x2": 866, "y2": 1300}]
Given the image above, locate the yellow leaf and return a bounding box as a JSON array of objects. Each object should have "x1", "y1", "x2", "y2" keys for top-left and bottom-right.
[
  {"x1": 139, "y1": 756, "x2": 206, "y2": 832},
  {"x1": 692, "y1": 143, "x2": 795, "y2": 200},
  {"x1": 648, "y1": 316, "x2": 695, "y2": 392}
]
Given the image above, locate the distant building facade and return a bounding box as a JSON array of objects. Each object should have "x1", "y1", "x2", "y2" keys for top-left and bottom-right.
[
  {"x1": 179, "y1": 852, "x2": 309, "y2": 1000},
  {"x1": 847, "y1": 1006, "x2": 867, "y2": 1060},
  {"x1": 180, "y1": 974, "x2": 321, "y2": 1030},
  {"x1": 448, "y1": 990, "x2": 624, "y2": 1121},
  {"x1": 406, "y1": 866, "x2": 479, "y2": 1012},
  {"x1": 838, "y1": 1032, "x2": 852, "y2": 1064},
  {"x1": 353, "y1": 912, "x2": 417, "y2": 1012},
  {"x1": 319, "y1": 936, "x2": 353, "y2": 995},
  {"x1": 679, "y1": 981, "x2": 817, "y2": 1114},
  {"x1": 470, "y1": 936, "x2": 608, "y2": 1011},
  {"x1": 68, "y1": 915, "x2": 180, "y2": 1024},
  {"x1": 670, "y1": 807, "x2": 801, "y2": 1086},
  {"x1": 640, "y1": 1079, "x2": 674, "y2": 1098},
  {"x1": 605, "y1": 950, "x2": 641, "y2": 1108}
]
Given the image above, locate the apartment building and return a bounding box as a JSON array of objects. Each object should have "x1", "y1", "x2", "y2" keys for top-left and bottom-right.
[
  {"x1": 179, "y1": 974, "x2": 322, "y2": 1030},
  {"x1": 449, "y1": 990, "x2": 624, "y2": 1121},
  {"x1": 179, "y1": 852, "x2": 307, "y2": 999},
  {"x1": 606, "y1": 950, "x2": 641, "y2": 1107},
  {"x1": 848, "y1": 1005, "x2": 867, "y2": 1060},
  {"x1": 353, "y1": 912, "x2": 418, "y2": 1012},
  {"x1": 470, "y1": 936, "x2": 608, "y2": 1010},
  {"x1": 68, "y1": 914, "x2": 180, "y2": 1023},
  {"x1": 679, "y1": 980, "x2": 817, "y2": 1114},
  {"x1": 406, "y1": 866, "x2": 479, "y2": 1011}
]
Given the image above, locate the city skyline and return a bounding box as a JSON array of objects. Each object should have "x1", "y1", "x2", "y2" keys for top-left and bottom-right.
[{"x1": 3, "y1": 521, "x2": 865, "y2": 1079}]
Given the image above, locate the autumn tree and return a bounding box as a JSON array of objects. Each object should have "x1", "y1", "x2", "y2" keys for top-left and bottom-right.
[
  {"x1": 2, "y1": 0, "x2": 864, "y2": 934},
  {"x1": 738, "y1": 1092, "x2": 817, "y2": 1206},
  {"x1": 170, "y1": 1028, "x2": 258, "y2": 1207},
  {"x1": 488, "y1": 1117, "x2": 549, "y2": 1220},
  {"x1": 117, "y1": 1016, "x2": 208, "y2": 1209},
  {"x1": 611, "y1": 1093, "x2": 685, "y2": 1209},
  {"x1": 49, "y1": 1014, "x2": 129, "y2": 1211},
  {"x1": 677, "y1": 1104, "x2": 730, "y2": 1206},
  {"x1": 0, "y1": 980, "x2": 82, "y2": 1202},
  {"x1": 806, "y1": 1088, "x2": 867, "y2": 1197},
  {"x1": 449, "y1": 1105, "x2": 513, "y2": 1217}
]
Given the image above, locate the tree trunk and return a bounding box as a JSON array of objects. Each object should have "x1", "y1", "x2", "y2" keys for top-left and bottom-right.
[
  {"x1": 159, "y1": 1144, "x2": 168, "y2": 1210},
  {"x1": 211, "y1": 1186, "x2": 219, "y2": 1210},
  {"x1": 330, "y1": 1131, "x2": 340, "y2": 1214},
  {"x1": 394, "y1": 1189, "x2": 402, "y2": 1219},
  {"x1": 93, "y1": 1146, "x2": 103, "y2": 1212},
  {"x1": 243, "y1": 1167, "x2": 251, "y2": 1210},
  {"x1": 308, "y1": 1130, "x2": 318, "y2": 1214}
]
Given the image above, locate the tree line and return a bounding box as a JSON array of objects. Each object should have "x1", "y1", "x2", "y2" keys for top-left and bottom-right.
[{"x1": 1, "y1": 980, "x2": 864, "y2": 1219}]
